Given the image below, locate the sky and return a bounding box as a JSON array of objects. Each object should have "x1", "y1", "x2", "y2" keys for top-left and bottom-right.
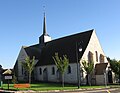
[{"x1": 0, "y1": 0, "x2": 120, "y2": 69}]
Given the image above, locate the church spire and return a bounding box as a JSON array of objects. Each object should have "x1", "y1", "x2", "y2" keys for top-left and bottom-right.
[
  {"x1": 43, "y1": 13, "x2": 47, "y2": 35},
  {"x1": 39, "y1": 12, "x2": 52, "y2": 44}
]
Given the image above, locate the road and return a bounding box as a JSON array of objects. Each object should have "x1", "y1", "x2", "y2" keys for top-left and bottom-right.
[
  {"x1": 0, "y1": 88, "x2": 120, "y2": 93},
  {"x1": 41, "y1": 88, "x2": 120, "y2": 93},
  {"x1": 56, "y1": 88, "x2": 120, "y2": 93}
]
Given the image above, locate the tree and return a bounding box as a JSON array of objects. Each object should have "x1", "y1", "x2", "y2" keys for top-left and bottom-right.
[
  {"x1": 82, "y1": 60, "x2": 94, "y2": 86},
  {"x1": 108, "y1": 58, "x2": 120, "y2": 84},
  {"x1": 21, "y1": 56, "x2": 35, "y2": 84},
  {"x1": 53, "y1": 53, "x2": 69, "y2": 87}
]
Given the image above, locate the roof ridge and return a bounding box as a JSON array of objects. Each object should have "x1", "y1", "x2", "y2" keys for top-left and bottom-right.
[{"x1": 46, "y1": 29, "x2": 94, "y2": 44}]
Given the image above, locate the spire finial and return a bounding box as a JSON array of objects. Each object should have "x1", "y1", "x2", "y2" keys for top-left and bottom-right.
[{"x1": 43, "y1": 5, "x2": 46, "y2": 16}]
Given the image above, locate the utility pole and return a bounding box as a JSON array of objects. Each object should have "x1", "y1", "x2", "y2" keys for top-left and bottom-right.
[{"x1": 76, "y1": 42, "x2": 82, "y2": 89}]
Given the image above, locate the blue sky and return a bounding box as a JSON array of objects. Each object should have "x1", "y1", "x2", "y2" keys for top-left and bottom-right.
[{"x1": 0, "y1": 0, "x2": 120, "y2": 68}]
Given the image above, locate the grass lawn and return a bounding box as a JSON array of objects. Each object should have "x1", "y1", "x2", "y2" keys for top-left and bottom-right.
[
  {"x1": 0, "y1": 83, "x2": 76, "y2": 91},
  {"x1": 0, "y1": 83, "x2": 112, "y2": 91}
]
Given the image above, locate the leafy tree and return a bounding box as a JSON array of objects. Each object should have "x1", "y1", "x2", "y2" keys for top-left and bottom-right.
[
  {"x1": 108, "y1": 57, "x2": 120, "y2": 83},
  {"x1": 82, "y1": 60, "x2": 94, "y2": 86},
  {"x1": 21, "y1": 56, "x2": 35, "y2": 84},
  {"x1": 53, "y1": 53, "x2": 69, "y2": 87}
]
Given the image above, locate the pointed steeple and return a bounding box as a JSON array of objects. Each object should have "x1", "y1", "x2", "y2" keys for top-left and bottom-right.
[
  {"x1": 43, "y1": 13, "x2": 47, "y2": 36},
  {"x1": 39, "y1": 13, "x2": 52, "y2": 44}
]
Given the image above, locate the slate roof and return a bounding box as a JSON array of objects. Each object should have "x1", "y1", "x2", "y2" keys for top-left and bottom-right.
[
  {"x1": 24, "y1": 44, "x2": 41, "y2": 60},
  {"x1": 36, "y1": 29, "x2": 94, "y2": 66}
]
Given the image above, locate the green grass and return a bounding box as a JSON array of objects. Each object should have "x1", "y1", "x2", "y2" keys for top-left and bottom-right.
[
  {"x1": 0, "y1": 83, "x2": 115, "y2": 91},
  {"x1": 0, "y1": 83, "x2": 77, "y2": 91}
]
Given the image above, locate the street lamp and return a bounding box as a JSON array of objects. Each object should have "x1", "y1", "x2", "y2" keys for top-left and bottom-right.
[{"x1": 76, "y1": 42, "x2": 82, "y2": 89}]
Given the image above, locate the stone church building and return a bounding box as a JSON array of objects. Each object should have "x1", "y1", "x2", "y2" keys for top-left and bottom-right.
[{"x1": 14, "y1": 15, "x2": 112, "y2": 85}]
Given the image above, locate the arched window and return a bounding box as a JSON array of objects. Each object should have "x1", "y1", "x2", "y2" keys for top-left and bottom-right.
[
  {"x1": 95, "y1": 51, "x2": 98, "y2": 62},
  {"x1": 52, "y1": 67, "x2": 55, "y2": 75},
  {"x1": 39, "y1": 68, "x2": 42, "y2": 75},
  {"x1": 68, "y1": 65, "x2": 71, "y2": 74},
  {"x1": 88, "y1": 51, "x2": 93, "y2": 63}
]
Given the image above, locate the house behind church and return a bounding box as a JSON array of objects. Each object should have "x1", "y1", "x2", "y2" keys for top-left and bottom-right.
[{"x1": 14, "y1": 15, "x2": 112, "y2": 85}]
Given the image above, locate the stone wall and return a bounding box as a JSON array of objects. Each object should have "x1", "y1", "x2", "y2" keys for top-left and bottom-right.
[
  {"x1": 16, "y1": 47, "x2": 28, "y2": 81},
  {"x1": 81, "y1": 30, "x2": 108, "y2": 85},
  {"x1": 81, "y1": 30, "x2": 108, "y2": 64},
  {"x1": 35, "y1": 63, "x2": 80, "y2": 84}
]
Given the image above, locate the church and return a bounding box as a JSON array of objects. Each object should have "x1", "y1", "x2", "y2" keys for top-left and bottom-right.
[{"x1": 14, "y1": 14, "x2": 112, "y2": 85}]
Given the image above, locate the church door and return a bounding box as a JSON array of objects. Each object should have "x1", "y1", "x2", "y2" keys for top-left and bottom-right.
[
  {"x1": 108, "y1": 70, "x2": 113, "y2": 84},
  {"x1": 56, "y1": 69, "x2": 62, "y2": 82},
  {"x1": 43, "y1": 68, "x2": 48, "y2": 81}
]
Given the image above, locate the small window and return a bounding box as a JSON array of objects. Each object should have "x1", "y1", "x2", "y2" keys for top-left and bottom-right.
[
  {"x1": 68, "y1": 65, "x2": 71, "y2": 74},
  {"x1": 95, "y1": 51, "x2": 98, "y2": 62},
  {"x1": 52, "y1": 67, "x2": 55, "y2": 75},
  {"x1": 39, "y1": 68, "x2": 42, "y2": 75}
]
